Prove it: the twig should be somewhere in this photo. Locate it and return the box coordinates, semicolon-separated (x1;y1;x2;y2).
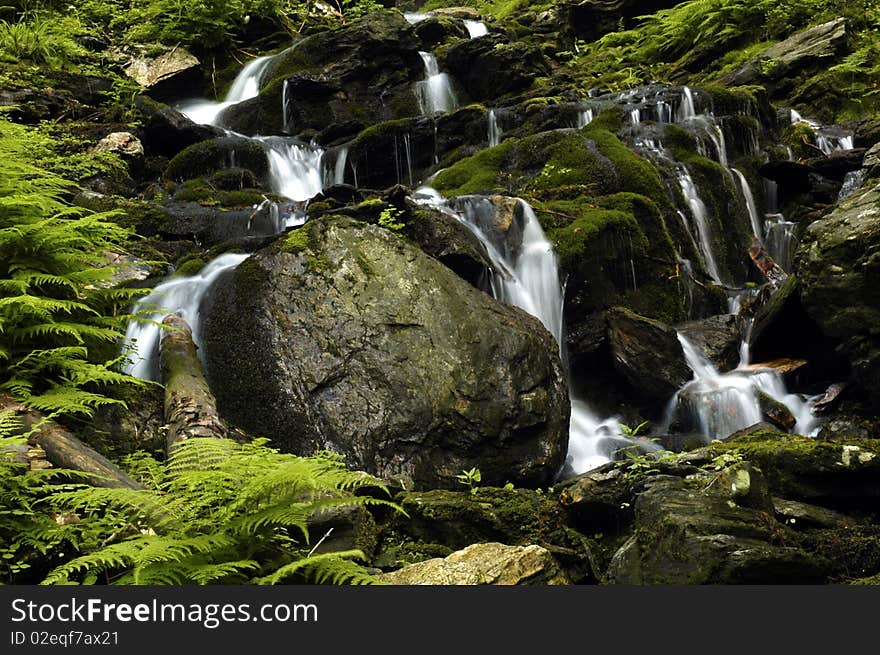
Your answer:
307;527;334;558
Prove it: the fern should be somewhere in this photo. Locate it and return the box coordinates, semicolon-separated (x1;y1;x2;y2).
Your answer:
37;438;399;585
0;118;150;418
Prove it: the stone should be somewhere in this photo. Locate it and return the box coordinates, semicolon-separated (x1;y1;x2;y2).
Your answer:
122;45;202;101
378;542;571;585
202;216;570;489
864;142;880;179
772;497;855;529
797;179;880;408
134;96;224;158
444;35;549;102
675;314;741;372
94;132;144;159
607;307;691;405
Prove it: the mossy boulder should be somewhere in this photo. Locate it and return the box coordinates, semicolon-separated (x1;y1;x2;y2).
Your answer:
202;216;570;489
164;136;269;182
444;34;549;102
218;11;424;140
797;180;880;409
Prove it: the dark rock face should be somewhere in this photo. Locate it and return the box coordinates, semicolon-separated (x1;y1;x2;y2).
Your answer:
134;96;224;158
220;11;424;140
676;314;741;372
797;180;880;408
202;217;570;489
565;0;682;43
163;136;269;182
444;35;548;102
607;307;691;405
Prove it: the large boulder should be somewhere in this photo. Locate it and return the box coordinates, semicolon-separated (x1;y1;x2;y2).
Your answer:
134;96;224;158
443;35;549;102
796;179;880;408
202;216;570;489
219;11;424;140
120;44;203;102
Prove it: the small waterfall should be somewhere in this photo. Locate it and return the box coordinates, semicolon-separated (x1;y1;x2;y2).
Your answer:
464;20;488;38
677;168;723;283
791;110;854;154
122;254;250;381
629;107;641;126
666;334;818;441
414;189;628;473
415;52;457;115
732;168;763;241
488;110;502;147
576;107;594;128
764;214;796;272
256;137;325;202
282;79;291;134
178;55;273;127
676;86;696;122
403;13;430;24
838;169;866;201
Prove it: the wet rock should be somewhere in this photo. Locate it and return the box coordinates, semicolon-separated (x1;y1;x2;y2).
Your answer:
444;35;549;102
220;12;423;140
134;96;224;158
606;474;827;584
607;307;691;406
772;497;855;529
163;136;269;182
864;142;880;179
378;542;571;585
756;391;797;431
675;314;741;372
797;180;880;408
412;15;469;47
202;216;569;489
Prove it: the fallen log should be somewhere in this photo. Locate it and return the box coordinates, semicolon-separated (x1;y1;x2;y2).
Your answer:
748;236;788;287
0;394;144;489
159;312;226;454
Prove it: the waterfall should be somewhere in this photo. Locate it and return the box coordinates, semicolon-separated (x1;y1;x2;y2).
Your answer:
403;12;430;24
414;189;628;473
415;52;457;115
464;20;488;38
576;107;594;128
666;334;818;442
177;55;273;127
122;254;250;381
677;168;723;284
677;86;696;122
791;109;854;154
488;110;502;147
764;214;796;272
732;168;763;241
256;137;325;203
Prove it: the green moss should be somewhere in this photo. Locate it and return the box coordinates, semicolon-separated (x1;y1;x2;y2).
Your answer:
220;189;266;208
548;206;640;268
281;227;310;254
173;257;207;277
173;179;218;204
432;139;516;196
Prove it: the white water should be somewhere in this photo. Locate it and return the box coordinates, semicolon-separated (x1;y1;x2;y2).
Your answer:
791;109;854;154
677;86;696;122
403;12;430;24
732;168;763;241
576;107;594;128
488;109;502;147
764;213;796;272
178;55;273;127
256;137;325;202
415;52;457;115
122;254;250;381
464;20;488;38
838;169;866;201
669;334;818;441
677;168;723;283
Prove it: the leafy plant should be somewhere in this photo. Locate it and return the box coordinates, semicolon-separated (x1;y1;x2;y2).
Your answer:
30;437;399;585
455;466;481;494
378;206;405;232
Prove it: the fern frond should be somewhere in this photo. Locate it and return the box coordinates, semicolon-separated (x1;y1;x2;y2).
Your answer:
255;551;379;586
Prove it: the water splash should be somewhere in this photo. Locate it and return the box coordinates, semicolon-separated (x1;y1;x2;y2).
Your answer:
732;168;763;241
838;169;866;202
464;20;488;38
256;137;325;202
415;52;457;115
677;168;723;283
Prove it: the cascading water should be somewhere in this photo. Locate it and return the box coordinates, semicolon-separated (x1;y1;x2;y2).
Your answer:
256;137;325;203
731;168;763;241
415;52;457;115
764;214;796;272
576;107;594;128
488;110;502;147
666;334;818;441
122;254;250;381
677;86;696;122
677;168;723;283
177;55;273;126
413;189;628;473
464;20;488;38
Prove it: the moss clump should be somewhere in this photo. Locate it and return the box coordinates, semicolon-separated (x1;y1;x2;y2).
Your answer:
220;189;266;208
281;227;310;254
210;168;259;191
173;257;207;277
173;178;217;204
164;137;269;182
431;139;516;196
546;204;640;267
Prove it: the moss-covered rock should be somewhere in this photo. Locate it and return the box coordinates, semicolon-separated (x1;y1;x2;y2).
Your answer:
164;136;269;182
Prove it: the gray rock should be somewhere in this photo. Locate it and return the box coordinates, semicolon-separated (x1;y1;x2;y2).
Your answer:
675;314;741;372
607;307;691;405
797;179;880;408
94;132;144;159
202;216;570;489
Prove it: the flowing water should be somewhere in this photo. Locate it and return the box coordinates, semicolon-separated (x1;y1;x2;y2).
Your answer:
732;168;763;241
464;20;488;38
177;55;273;126
488;110;502;147
122;254;250;381
415;52;457;115
677;168;723;283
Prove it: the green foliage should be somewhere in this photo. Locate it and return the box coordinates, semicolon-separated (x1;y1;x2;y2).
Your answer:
281;226;310;253
0;119;148;417
455;466;481;494
30;438;397;585
0;14;87;67
377;207;405;232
